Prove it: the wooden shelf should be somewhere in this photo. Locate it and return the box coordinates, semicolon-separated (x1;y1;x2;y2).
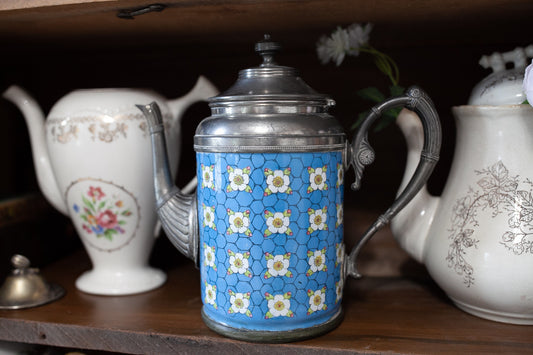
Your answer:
0;210;532;354
0;0;532;48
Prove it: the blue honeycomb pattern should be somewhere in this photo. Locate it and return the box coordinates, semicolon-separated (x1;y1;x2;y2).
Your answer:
197;151;345;331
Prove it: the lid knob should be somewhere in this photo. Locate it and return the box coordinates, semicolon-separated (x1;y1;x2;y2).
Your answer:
255;34;282;67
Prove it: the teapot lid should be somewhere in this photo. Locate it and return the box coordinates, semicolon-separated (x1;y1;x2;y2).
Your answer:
195;35;345;153
468;45;533;105
209;35;333;106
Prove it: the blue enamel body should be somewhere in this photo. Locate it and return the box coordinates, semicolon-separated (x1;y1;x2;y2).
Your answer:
196;150;345;333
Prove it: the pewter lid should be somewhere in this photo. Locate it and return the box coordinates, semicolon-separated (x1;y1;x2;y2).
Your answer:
209;35;333;106
0;254;65;309
196;36;345;153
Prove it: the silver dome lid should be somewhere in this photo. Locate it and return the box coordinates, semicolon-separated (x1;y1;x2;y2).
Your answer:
195;35;345;153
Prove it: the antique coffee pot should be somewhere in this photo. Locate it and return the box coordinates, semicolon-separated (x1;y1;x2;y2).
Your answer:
138;36;441;342
392;45;533;324
3;77;218;295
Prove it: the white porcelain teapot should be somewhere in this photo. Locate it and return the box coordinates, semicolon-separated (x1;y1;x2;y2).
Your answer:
2;77;218;295
391;45;533;324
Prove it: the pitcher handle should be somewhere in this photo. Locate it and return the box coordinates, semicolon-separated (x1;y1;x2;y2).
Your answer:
346;86;441;279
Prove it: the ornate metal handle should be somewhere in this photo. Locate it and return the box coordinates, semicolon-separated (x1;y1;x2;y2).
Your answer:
346;86;442;279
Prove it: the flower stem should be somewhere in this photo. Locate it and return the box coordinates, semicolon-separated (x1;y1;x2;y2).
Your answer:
359;46;399;86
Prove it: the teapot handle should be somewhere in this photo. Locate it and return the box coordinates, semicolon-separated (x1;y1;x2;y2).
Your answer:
346;86;441;279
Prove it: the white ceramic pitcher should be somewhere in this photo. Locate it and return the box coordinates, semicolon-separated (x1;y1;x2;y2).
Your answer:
392;46;533;324
3;77;218;295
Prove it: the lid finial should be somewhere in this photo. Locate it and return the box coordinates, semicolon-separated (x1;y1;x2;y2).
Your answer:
255;34;282;67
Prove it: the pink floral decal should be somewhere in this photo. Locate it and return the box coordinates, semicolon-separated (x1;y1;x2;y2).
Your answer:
73;185;132;241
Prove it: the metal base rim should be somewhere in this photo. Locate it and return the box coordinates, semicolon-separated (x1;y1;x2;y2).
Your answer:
201;307;344;343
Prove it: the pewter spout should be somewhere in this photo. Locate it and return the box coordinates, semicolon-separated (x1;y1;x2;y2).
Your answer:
137;102;199;264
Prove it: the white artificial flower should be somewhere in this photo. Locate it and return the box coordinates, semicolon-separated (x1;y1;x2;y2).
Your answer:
346;23;372;56
316;28;351;66
524;59;533;105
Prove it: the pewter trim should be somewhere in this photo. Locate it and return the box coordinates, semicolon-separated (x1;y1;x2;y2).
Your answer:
194;143;346;153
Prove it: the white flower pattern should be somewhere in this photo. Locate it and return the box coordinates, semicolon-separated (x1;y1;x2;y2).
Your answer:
307;207;328;234
227;166;252;193
264;168;292;195
307;287;327;314
228;290;252;317
201;164;214;189
307;248;328;276
264;252;292;278
227;250;251;277
204;282;217;309
265;292;293;318
264;210;292;236
307;166;328;192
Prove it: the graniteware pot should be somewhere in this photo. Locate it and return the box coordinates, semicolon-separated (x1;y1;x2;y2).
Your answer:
138;36;441;342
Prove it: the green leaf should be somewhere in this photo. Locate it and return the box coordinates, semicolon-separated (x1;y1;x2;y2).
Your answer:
356;87;385;103
350;110;369;130
389;85;405;97
104;229;116;241
82;196;95;212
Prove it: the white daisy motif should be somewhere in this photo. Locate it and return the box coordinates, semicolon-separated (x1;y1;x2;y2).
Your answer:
203;243;216;271
336;278;344;304
336;162;344;188
227;250;251;277
264;252;292;278
226;209;252;236
307;248;328;276
204;282;217;309
307;287;327;315
264;209;292;237
264;168;292;195
227;166;252;193
336;203;343;228
335;243;345;268
307;207;328;234
201;164;214;189
265;292;293;318
202;204;216;230
228;290;252;317
307;165;328;193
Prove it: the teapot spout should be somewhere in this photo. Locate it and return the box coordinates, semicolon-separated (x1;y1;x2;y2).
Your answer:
137;102;199;264
2;86;68;215
391;108;440;263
